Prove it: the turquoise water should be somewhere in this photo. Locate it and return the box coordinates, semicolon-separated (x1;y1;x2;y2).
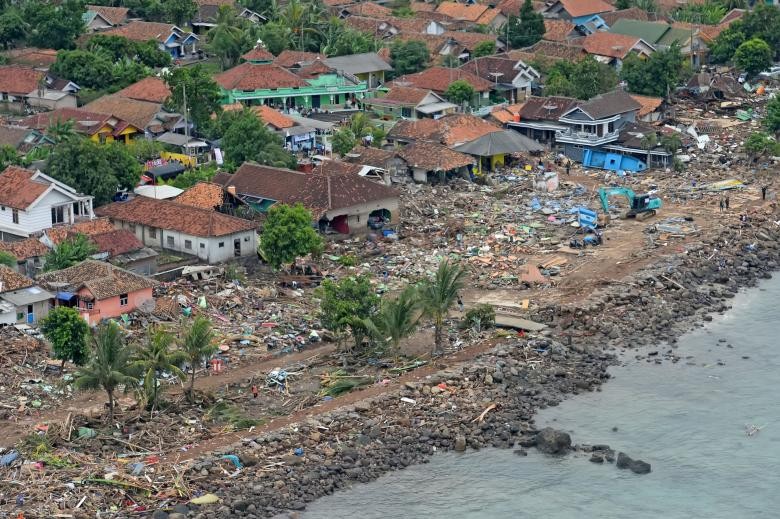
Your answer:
303;276;780;518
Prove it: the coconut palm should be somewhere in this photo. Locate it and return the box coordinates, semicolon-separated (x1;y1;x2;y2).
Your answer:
180;316;217;401
73;322;137;422
280;0;322;51
417;260;467;355
207;5;253;70
372;286;420;355
130;327;187;412
46;118;77;143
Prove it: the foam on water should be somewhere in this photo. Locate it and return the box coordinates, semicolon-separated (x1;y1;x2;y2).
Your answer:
303;276;780;519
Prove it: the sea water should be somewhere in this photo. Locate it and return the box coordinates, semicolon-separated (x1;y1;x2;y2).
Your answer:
303;276;780;519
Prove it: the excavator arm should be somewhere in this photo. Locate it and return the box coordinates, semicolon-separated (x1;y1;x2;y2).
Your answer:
598;187;636;212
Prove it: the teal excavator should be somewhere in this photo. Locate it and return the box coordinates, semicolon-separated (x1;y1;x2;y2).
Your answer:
598;187;662;221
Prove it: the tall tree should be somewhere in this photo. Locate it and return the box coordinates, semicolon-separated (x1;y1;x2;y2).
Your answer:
43;234;98;272
445;79;475;106
51;50;115;90
257;21;292;56
0;8;28;49
23;0;85;50
318;275;379;350
472;40;496;58
73;322;137;422
390;40;429;76
371;286;419;355
206;5;256;70
130;327;187;412
504;0;545;49
219;109;297;169
331;127;357;157
417;259;467;355
180;316;217;401
733;38;773;76
164;65;223;130
764;95;780;136
46;139;142;206
620;43;687;97
162;0;197;26
259;203;323;269
41;306;90;369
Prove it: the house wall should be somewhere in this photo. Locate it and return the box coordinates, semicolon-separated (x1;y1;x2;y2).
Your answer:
324;197;400;234
26;93;78;111
14;299;50;324
0;189;79;237
113;220;257;263
76;286;154;325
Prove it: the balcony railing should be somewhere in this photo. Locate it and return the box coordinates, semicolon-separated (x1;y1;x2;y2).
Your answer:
555;128;619;145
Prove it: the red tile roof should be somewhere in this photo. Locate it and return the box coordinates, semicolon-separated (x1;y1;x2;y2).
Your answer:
214;62;308;90
504;40;586;62
554;0;614;18
19;108;113;136
388;113;502;146
45;218;116;245
95;197;258;237
0;65;44;95
38;259;156;300
599;7;649;26
344;145;397;168
544;19;576;42
294;59;335;79
442;30;498;51
0;166;50;210
83;94;158;131
86;4;129;25
392;66;493;94
382;86;434;105
435;1;489;21
101;21;181;43
251;105;295;129
347;1;392;18
221;162;399;218
0;48;58;69
0;238;49;261
0;265;34;292
175;181;225;210
396;141;474;171
629;94;663;117
582;31;642;59
461;56;521;83
273;50;325;68
115;77;171;103
242;46;275;62
89;229;143;257
410;2;436;12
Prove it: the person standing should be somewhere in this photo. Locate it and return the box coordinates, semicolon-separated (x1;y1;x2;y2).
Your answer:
762;185;768;201
719;197;725;212
725;196;730;210
457;296;464;313
565;160;571;176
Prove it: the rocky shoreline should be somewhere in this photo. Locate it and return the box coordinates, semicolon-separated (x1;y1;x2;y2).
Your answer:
167;215;779;519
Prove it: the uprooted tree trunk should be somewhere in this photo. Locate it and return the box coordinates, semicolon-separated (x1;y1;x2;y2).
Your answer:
106;388;115;423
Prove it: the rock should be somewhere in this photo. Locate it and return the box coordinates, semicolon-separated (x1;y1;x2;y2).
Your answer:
535;428;571;455
172;504;190;515
168;514;187;519
589;453;604;463
616;452;633;469
630;459;651;474
290;501;306;511
454;436;467;452
151;511;168;519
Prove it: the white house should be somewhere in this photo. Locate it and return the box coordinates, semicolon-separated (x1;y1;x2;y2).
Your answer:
0;166;94;240
95;196;258;264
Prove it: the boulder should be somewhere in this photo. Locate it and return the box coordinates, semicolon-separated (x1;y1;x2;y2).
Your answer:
454;436;467;452
535;428;571;455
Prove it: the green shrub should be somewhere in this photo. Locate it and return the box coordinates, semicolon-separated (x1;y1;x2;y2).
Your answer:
461;304;496;330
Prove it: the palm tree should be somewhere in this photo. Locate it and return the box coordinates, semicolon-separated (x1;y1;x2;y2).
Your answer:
73;322;137;422
130;327;187;412
207;5;254;70
46;118;77;143
349;112;372;139
280;0;322;51
372;286;420;355
180;316;217;401
417;260;467;355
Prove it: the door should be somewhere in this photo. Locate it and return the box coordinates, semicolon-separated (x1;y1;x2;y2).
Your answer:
312;95;321;108
27;304;34;324
234;238;241;257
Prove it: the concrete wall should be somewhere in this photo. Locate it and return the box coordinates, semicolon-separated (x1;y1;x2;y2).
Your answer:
77;286;154;325
14;299;50;324
114;220;257;264
325;197;400;234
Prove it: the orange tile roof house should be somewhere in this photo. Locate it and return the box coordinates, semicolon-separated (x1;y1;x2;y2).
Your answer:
20;107;141;143
84;5;129;31
218;162;400;235
363;86;458;120
89;229;159;276
387;113;503;147
543;0;615;23
84;94;183;135
544;19;578;42
391;67;494;105
116;77;171;104
435;1;506;28
0;166;94;240
175;182;225;210
95;196;258;264
39;260;156;326
0;48;58;69
0;65;79;113
581;32;654;66
461;56;540;102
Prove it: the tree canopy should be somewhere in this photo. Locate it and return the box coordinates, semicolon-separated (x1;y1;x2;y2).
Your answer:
764;95;780;136
445;80;476;106
620;43;688;97
543;56;617;100
164;65;223;130
503;0;544;49
218;109;297;170
41;306;90;368
46;139;141;206
259;203;323;269
710;5;780;63
44;234;98;272
733;38;773;76
390;40;429;76
472;40;496;58
21;0;85;50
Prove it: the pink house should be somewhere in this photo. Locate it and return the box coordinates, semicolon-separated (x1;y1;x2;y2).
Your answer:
38;260;156;325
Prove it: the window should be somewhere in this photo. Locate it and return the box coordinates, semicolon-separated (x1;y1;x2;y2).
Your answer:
128;223;136;232
86;302;93;310
167;236;174;247
218;242;224;248
149;228;157;239
185;239;192;250
119;294;128;306
51;206;65;225
12;209;19;224
16;312;24;321
244;237;250;242
401;107;412;118
199;243;205;249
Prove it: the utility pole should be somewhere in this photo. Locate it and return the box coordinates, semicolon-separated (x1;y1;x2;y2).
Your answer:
183;82;190;159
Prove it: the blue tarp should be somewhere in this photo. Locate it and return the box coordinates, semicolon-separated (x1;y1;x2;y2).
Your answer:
56;291;76;300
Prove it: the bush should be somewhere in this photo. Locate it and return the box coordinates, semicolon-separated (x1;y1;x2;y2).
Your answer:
461;304;496;330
